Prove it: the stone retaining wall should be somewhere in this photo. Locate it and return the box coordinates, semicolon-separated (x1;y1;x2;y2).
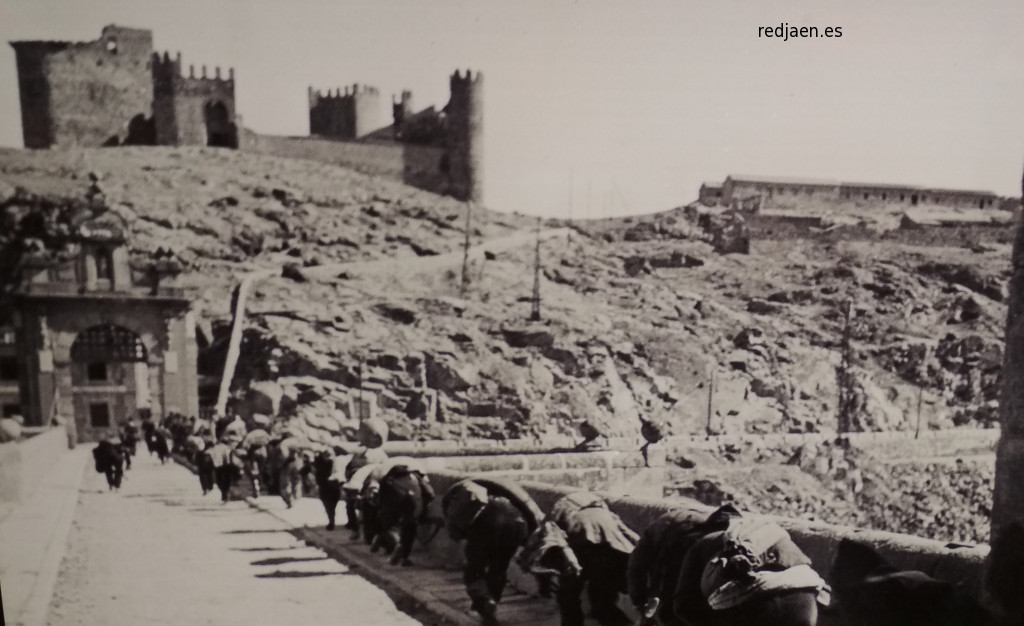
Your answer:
0;426;73;508
422;468;990;599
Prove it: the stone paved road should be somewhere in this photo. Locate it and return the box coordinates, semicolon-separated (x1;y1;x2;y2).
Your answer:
45;452;421;626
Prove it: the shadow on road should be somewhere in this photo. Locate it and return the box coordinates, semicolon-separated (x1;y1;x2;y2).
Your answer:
251;556;330;567
254;570;354;579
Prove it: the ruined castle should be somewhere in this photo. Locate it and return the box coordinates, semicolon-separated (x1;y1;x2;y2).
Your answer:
9;25;483;203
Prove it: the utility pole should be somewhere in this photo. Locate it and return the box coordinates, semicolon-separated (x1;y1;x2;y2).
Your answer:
358;358;364;422
915;384;924;439
705;368;715;437
567;169;573;246
837;299;853;433
530;216;542;322
461;202;473;296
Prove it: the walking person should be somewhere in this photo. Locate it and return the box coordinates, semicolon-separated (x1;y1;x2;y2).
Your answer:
443;479;532;626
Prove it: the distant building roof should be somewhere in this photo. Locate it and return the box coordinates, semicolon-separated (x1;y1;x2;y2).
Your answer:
727;175;839;187
716;175;997;198
701;182;723;188
841;181;997;197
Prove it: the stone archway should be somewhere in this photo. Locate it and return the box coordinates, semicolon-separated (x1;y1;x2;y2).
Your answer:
70;323;150;438
204;101;236;148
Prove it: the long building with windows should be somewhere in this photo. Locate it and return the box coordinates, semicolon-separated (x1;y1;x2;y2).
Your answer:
699;175;999;211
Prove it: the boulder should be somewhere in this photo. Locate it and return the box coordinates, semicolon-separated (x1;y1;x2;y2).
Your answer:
246;381;283;416
426;354;479;392
502;328;555;349
747;299;781;315
374;303;417;325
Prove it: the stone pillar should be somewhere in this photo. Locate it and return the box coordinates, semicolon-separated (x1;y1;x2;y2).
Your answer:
83;251;98;291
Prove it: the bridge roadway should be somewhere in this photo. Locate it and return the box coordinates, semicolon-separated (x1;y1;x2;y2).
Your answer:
32;451;422;626
248;495;561;626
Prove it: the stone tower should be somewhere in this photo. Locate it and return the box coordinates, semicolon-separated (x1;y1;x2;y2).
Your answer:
308;84;384;140
10;25;155;148
152;53;237;148
445;69;484;203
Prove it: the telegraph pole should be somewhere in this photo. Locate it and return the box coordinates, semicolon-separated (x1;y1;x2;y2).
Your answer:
706;368;715;437
530;216;542;321
461;202;472;296
914;384;924;439
567;169;573;246
837;299;853;433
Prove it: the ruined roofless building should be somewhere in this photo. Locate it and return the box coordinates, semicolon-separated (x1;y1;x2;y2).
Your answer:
307;69;484;203
9;25;238;149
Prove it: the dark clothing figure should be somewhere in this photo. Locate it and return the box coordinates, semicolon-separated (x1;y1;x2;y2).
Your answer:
313;451;341;530
376;465;434;565
93;441;125;491
519;492;637;626
628;506;739;626
444;480;530;625
206;442;235;503
142;420;157;455
214;465;234;503
462;497;529;623
151;431;169;464
197;447;216;495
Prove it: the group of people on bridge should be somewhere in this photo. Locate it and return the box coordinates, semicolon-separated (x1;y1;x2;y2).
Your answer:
115;410;1024;626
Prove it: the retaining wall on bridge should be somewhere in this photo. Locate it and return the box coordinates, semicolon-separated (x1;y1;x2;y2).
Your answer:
0;426;73;513
385;427;999;463
420;467;991;602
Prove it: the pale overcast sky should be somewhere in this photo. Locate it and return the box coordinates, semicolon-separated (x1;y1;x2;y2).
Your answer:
1;0;1023;217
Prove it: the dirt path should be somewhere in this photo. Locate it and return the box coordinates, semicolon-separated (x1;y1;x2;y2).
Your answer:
45;452;421;626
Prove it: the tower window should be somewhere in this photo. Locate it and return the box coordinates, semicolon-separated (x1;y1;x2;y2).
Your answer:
0;356;18;381
87;362;108;382
89;403;110;427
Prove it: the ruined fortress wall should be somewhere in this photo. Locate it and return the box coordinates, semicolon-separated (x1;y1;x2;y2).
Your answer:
153;55;235;147
242;132;448;195
169;75;235;147
11;26;154;148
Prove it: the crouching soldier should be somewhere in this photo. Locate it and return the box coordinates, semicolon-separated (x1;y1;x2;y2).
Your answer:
376;462;435;566
443;479;537;626
342;418;389;537
93;435;126;491
313;449;343;530
205;439;236;503
518;491;638;626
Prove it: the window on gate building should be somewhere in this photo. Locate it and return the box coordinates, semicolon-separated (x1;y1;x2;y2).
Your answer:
0;356;18;382
87;362;108;382
89;403;110;427
96;248;114;281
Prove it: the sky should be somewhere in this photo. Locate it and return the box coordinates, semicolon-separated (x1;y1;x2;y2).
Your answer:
2;0;1024;218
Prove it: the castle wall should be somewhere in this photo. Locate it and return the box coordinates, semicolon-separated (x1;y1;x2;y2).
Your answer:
241;132;448;195
10;26;154;148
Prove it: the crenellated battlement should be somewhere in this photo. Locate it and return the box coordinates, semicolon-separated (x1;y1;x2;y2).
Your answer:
153;51;234;96
8;24;480;201
450;68;484;87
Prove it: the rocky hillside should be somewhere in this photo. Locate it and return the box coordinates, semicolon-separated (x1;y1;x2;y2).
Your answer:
0;147;1011;448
